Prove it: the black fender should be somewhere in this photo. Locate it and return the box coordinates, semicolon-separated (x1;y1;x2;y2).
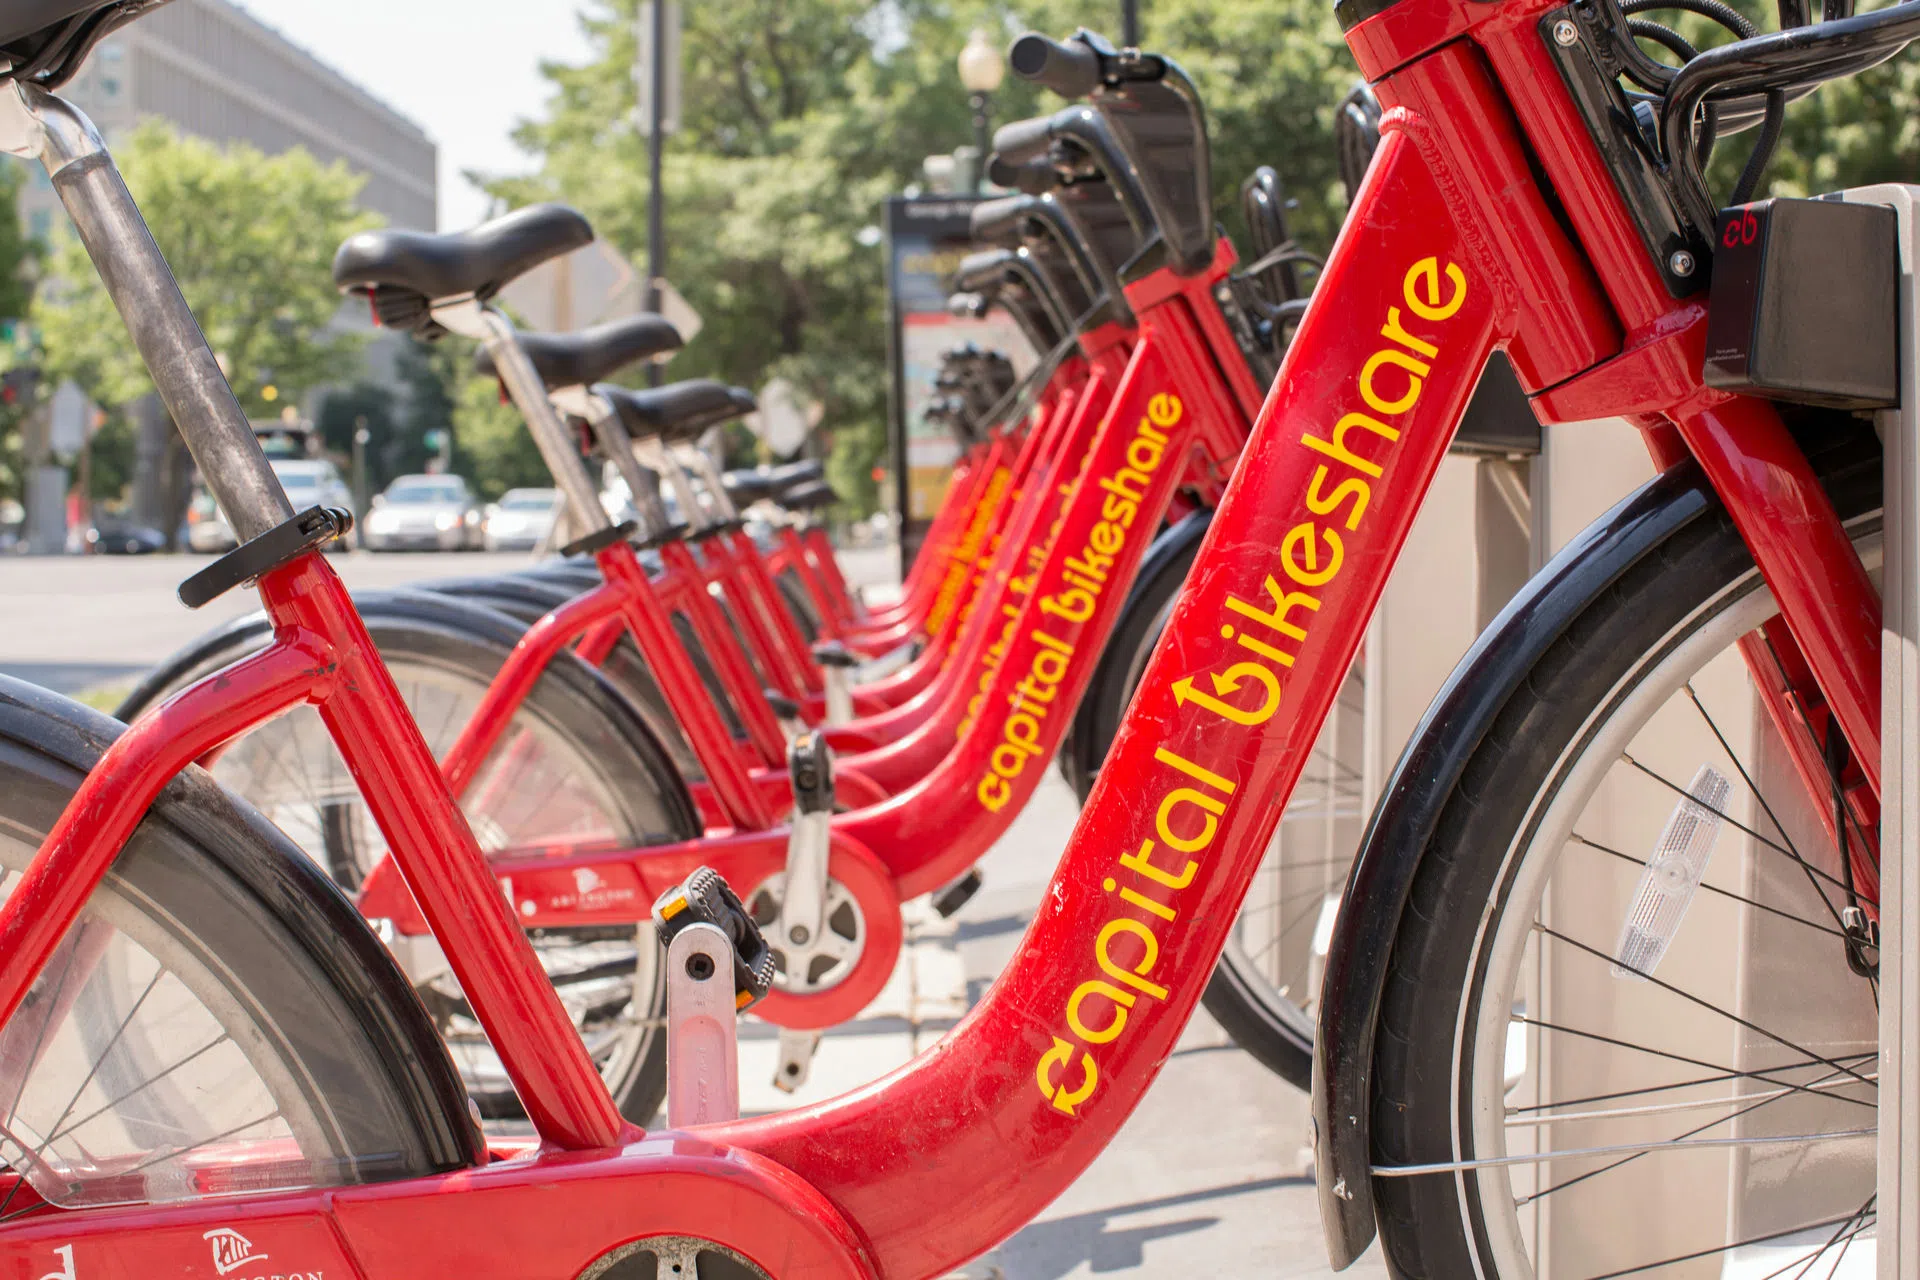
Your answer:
119;587;566;719
1311;461;1714;1267
115;587;701;834
1058;507;1213;798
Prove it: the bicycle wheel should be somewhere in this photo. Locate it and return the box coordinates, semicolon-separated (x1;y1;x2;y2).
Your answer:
119;593;699;1126
1067;510;1364;1087
0;677;474;1220
1372;433;1880;1278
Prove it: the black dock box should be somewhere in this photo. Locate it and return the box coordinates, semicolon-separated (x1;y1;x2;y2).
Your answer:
1703;196;1900;410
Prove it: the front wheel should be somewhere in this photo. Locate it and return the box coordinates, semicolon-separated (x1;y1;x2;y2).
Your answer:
1371;434;1881;1278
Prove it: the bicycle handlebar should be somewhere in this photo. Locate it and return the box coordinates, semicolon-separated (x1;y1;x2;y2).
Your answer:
970;195;1032;249
992;115;1055;165
1008;33;1105;98
988;154;1058;195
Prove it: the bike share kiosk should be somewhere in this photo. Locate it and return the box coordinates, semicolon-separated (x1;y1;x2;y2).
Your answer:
1699;183;1914;1277
1845;184;1920;1280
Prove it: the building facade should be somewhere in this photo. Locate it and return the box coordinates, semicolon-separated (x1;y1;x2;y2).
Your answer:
16;0;436;237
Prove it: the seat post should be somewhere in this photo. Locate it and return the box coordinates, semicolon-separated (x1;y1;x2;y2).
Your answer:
636;435;712;533
676;444;744;524
559;389;675;541
1;84;293;542
446;304;612;538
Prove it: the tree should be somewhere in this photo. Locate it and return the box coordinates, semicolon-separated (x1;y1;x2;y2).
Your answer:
0;161;43;504
34;121;378;536
481;0;1362;521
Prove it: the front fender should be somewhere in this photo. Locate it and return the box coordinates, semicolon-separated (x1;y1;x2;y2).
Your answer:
1311;460;1714;1268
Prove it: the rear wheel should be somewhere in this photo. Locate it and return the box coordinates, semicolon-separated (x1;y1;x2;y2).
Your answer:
120;599;699;1126
1372;441;1881;1279
0;679;472;1221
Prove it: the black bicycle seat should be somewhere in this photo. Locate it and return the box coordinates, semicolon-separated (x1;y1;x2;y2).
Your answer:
473;314;683;389
722;459;824;503
600;380;752;445
333;203;592;309
779;480;840;513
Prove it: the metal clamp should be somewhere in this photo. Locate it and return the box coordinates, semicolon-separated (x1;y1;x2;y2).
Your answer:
178;505;351;609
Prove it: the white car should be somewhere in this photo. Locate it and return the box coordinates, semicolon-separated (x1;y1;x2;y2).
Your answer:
362;474;484;552
187;459;356;553
483;488;560;552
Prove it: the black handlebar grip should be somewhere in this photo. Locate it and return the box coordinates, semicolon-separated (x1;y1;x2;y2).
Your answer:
987;153;1059;195
953;249;1014;293
1008;33;1104;98
970;195;1033;248
991;114;1055;166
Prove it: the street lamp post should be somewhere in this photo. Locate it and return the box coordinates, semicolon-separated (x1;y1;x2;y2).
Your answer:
352;416;370;517
957;29;1004;193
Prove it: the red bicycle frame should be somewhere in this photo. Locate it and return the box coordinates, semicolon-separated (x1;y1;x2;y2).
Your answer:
0;2;1885;1272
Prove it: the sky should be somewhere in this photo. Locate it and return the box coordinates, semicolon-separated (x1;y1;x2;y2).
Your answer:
232;0;600;231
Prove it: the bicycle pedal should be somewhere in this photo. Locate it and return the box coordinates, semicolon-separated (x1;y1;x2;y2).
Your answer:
653;867;777;1010
931;867;983;919
772;1027;823;1093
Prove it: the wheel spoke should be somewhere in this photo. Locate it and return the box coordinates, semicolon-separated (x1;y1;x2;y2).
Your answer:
1569;831;1847;940
1537;924;1875;1091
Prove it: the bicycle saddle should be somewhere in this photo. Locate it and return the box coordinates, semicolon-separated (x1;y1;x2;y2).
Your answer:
778;480;840;513
721;459;824;504
474;314;683;389
599;380;753;445
332;203;593;328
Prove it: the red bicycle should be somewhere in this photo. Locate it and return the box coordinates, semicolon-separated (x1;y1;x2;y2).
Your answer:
0;0;1904;1271
112;66;1335;1114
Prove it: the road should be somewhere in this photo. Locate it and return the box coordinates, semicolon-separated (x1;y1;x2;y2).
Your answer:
0;547;1386;1279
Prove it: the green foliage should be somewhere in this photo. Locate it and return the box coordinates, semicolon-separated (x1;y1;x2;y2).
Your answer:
486;0;1362;520
0;163;41;502
34;121;379;416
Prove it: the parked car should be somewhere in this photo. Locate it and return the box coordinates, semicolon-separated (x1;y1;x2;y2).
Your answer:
87;513;167;555
362;473;484;552
187;459;356;553
483;487;559;552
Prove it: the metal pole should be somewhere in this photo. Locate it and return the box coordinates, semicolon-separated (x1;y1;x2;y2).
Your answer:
969;92;990;193
352;417;369;517
1121;0;1140;46
645;0;666;389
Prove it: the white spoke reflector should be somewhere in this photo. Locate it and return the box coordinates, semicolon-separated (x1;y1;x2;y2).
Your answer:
1613;764;1730;980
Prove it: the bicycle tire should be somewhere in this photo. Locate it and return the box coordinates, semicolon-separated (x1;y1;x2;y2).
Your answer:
1370;424;1881;1278
0;675;477;1214
119;591;699;1126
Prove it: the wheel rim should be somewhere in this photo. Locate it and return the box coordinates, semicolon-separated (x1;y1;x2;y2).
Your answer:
0;836;344;1215
1450;541;1880;1278
205;657;662;1118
